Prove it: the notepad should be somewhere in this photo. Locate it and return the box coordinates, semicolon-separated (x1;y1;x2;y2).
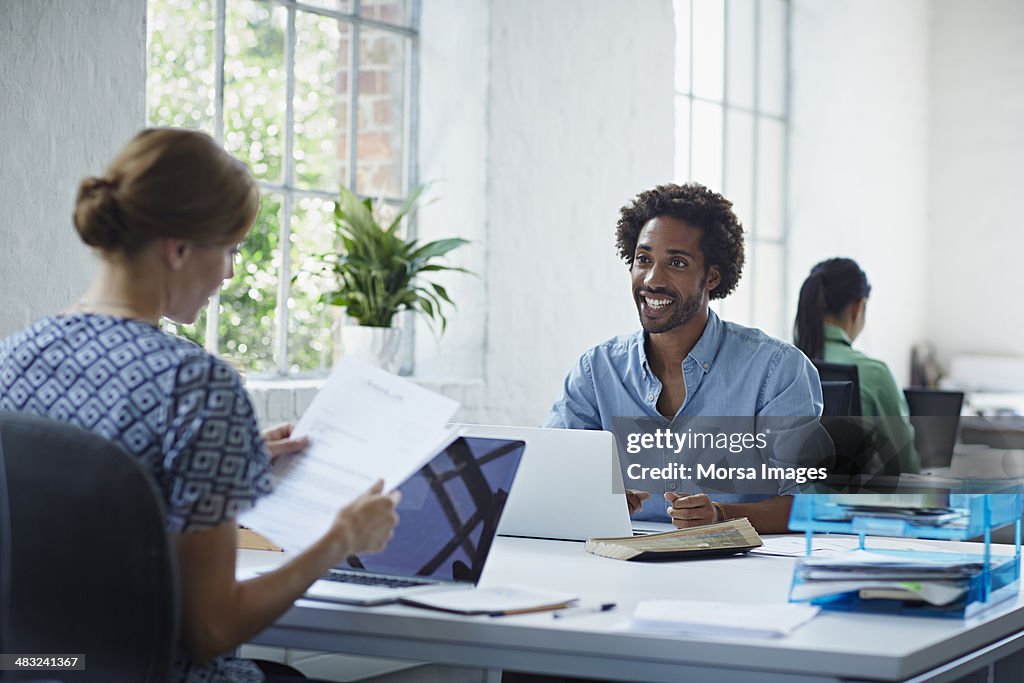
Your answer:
629;600;820;638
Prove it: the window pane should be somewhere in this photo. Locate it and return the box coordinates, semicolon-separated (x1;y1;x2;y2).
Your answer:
219;193;281;373
288;196;336;373
755;117;785;240
300;0;354;13
224;0;286;183
752;241;785;339
356;29;408;198
294;12;351;191
147;0;216;130
673;0;691;94
360;0;411;27
165;310;208;349
758;0;787;116
691;100;723;192
691;0;724;102
674;95;691;182
726;0;756;109
724;109;754;230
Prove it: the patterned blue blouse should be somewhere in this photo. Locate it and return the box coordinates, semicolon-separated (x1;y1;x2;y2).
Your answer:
0;314;275;683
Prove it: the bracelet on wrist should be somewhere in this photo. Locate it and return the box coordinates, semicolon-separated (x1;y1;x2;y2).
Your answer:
711;501;727;523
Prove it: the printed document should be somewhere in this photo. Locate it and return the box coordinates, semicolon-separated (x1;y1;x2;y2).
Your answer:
239;357;460;552
629;600;820;638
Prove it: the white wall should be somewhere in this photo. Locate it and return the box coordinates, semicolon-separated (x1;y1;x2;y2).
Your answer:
788;0;931;385
0;0;146;336
415;0;676;425
414;0;489;381
927;0;1024;362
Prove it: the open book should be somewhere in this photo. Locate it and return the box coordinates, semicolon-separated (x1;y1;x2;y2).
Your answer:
585;518;763;561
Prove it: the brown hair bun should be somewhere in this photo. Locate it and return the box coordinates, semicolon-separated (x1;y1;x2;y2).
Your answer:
73;177;137;250
72;129;260;254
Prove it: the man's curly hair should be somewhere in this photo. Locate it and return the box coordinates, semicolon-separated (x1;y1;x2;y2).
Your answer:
615;183;745;300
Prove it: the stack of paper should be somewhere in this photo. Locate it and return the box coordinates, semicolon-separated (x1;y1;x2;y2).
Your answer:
629;600;820;638
791;549;985;607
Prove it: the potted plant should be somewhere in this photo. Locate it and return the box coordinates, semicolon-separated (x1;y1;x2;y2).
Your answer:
321;184;470;372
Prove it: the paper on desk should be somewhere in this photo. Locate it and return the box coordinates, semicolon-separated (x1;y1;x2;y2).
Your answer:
790;579;966;606
239;357;460;552
750;536;964;558
749;535;859;557
399;586;579;615
799;549;984;568
629;600;820;638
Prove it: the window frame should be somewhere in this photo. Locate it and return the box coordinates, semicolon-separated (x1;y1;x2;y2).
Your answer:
150;0;421;377
673;0;791;338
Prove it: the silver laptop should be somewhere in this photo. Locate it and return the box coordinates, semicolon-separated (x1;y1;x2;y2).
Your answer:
456;425;639;541
302;436;525;605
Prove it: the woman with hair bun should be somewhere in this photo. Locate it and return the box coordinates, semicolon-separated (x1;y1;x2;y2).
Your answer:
794;257;919;473
0;128;400;682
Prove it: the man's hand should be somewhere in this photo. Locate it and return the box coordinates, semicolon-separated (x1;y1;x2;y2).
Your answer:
626;489;651;515
261;423;310;462
664;492;716;528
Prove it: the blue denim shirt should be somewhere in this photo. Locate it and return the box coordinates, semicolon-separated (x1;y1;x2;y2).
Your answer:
544;310;823;520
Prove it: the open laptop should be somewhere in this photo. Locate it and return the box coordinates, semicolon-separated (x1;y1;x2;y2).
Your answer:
302;435;525;605
904;388;965;469
457;425;640;541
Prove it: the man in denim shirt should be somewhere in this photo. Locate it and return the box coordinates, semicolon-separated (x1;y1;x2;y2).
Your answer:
545;183;822;533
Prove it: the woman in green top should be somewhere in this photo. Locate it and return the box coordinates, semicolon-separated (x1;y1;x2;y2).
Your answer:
794;258;920;473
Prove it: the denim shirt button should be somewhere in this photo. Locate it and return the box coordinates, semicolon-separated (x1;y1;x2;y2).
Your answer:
703;362;709;370
647;394;654;402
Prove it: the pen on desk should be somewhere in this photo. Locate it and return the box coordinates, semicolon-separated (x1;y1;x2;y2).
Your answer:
552;602;617;619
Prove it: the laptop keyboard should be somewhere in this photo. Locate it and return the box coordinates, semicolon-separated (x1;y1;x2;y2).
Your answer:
322;570;433;589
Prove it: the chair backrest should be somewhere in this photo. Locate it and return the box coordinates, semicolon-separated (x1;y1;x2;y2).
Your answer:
821;381;854;417
813;361;862;416
0;412;179;683
903;388;966;469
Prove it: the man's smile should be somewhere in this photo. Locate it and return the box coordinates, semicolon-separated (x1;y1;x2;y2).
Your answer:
638;291;675;317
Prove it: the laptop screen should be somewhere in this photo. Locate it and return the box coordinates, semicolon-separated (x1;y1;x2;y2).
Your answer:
340;436;524;583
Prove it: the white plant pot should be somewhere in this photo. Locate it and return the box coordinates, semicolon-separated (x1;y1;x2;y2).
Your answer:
335;324;402;374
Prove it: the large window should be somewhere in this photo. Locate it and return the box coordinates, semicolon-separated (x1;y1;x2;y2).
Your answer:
674;0;789;338
147;0;418;375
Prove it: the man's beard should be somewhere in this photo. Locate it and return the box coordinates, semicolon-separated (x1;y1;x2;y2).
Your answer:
637;284;704;334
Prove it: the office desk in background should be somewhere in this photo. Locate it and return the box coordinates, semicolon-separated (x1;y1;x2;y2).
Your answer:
242;536;1024;683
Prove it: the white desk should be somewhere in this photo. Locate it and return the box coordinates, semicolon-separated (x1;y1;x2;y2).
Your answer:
241;537;1024;682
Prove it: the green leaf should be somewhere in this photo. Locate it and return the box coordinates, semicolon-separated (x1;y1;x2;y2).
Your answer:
431;283;453;304
318;184;473;336
409;238;470;263
386;183;428;234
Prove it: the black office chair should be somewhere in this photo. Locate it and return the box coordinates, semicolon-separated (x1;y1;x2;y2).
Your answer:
817;380;894;486
821;381;854;417
813;361;862;416
0;412;179;682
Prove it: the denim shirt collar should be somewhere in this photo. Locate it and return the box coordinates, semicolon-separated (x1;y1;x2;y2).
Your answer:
637;308;723;377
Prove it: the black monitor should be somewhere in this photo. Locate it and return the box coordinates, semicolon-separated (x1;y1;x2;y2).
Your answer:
813;361;862;416
904;388;965;469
